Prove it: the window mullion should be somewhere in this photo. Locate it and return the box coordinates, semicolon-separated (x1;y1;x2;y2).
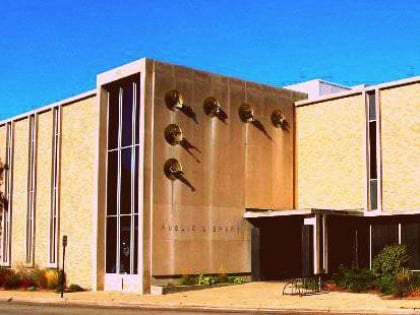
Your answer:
130;82;136;274
116;87;123;274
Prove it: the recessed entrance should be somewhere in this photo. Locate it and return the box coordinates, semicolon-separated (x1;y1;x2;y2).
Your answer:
251;216;302;280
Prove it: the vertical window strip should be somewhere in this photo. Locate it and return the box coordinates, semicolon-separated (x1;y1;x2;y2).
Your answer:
26;115;37;264
367;92;379;210
105;77;140;275
2;122;13;265
49;107;60;264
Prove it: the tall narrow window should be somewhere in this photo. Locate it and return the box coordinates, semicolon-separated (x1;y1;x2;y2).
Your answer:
49;107;61;265
2;122;13;265
367;92;379;210
26;115;37;264
105;75;140;274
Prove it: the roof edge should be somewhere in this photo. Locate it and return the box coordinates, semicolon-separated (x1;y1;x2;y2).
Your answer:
0;89;96;125
296;75;420;107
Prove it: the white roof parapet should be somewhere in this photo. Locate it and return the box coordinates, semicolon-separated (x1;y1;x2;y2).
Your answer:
296;75;420;107
0;89;97;125
284;79;351;100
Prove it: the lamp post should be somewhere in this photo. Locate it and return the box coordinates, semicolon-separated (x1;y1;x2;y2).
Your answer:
61;235;67;298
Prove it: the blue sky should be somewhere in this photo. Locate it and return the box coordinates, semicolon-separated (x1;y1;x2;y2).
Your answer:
1;0;420;119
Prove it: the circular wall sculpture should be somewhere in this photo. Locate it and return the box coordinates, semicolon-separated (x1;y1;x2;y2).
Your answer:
164;158;183;180
165;90;184;111
238;103;255;123
271;110;287;128
203;96;221;117
164;124;183;145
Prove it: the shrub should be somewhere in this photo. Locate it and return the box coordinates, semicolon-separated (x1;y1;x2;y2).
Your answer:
68;284;84;292
227;276;246;284
43;268;60;290
393;268;413;297
28;267;46;288
372;244;409;277
197;274;217;286
375;274;394;295
0;267;15;287
3;271;21;290
20;277;38;289
179;274;197;286
335;265;373;292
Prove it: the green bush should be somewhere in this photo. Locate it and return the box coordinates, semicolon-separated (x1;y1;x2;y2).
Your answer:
68;284;85;292
197;274;217;286
393;268;412;297
43;268;61;290
336;265;373;292
0;267;15;287
227;276;246;284
3;271;21;290
372;244;409;277
28;267;45;288
179;274;197;286
375;274;394;295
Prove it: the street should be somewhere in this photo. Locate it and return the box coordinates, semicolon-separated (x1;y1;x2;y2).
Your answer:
0;303;359;315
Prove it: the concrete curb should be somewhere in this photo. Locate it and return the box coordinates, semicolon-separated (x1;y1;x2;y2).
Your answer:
1;296;420;315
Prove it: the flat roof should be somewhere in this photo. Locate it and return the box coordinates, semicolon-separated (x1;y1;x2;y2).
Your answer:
296;75;420;107
244;208;420;219
0;89;96;125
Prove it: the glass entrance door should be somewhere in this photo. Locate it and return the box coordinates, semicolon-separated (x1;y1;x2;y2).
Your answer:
104;75;141;292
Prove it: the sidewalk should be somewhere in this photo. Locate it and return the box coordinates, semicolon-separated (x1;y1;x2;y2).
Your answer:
0;282;419;314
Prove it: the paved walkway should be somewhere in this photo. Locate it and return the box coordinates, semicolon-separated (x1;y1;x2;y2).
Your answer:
0;282;419;314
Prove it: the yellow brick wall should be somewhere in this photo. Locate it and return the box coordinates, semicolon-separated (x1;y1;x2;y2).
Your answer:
60;96;98;289
11;118;29;266
34;110;53;266
380;84;420;212
0;125;6;260
297;95;366;210
0;125;5;186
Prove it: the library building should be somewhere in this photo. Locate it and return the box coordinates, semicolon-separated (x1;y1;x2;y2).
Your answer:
0;57;419;293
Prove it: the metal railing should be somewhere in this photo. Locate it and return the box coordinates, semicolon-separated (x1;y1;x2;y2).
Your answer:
282;274;322;296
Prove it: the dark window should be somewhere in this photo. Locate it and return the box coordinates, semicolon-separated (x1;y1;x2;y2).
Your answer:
402;223;420;270
369;180;378;210
135;83;140;145
106;217;117;273
371;223;398;259
133;215;138;273
134;147;139;214
107;87;120;150
368;93;376;121
106;151;118;215
119;216;131;274
50;107;60;264
105;74;140;275
369;122;377;179
121;83;134;147
120;148;132;214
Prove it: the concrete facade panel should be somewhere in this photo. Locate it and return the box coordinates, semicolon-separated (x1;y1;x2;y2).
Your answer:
151;61;298;276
